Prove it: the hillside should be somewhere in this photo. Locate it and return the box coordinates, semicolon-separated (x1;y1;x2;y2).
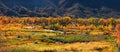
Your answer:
0;0;120;18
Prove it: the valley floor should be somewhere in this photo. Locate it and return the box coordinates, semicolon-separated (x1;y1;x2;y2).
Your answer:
0;16;119;52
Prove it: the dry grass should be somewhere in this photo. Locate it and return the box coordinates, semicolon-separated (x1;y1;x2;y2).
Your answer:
3;41;112;52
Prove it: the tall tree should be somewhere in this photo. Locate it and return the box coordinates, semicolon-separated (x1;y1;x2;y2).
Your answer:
115;24;120;51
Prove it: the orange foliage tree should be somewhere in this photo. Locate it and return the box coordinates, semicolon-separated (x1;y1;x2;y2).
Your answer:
115;24;120;50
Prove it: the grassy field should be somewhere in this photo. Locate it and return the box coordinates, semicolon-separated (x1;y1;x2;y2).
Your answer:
0;30;118;52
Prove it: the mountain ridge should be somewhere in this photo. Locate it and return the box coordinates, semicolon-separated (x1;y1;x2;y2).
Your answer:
0;0;120;18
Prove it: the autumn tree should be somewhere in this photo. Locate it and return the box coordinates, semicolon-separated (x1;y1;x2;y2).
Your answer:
108;18;116;25
98;18;108;26
77;18;84;25
50;23;61;30
0;20;3;25
115;24;120;51
88;17;99;26
59;16;72;26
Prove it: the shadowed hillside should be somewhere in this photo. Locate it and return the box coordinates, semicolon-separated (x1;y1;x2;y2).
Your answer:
0;0;120;17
